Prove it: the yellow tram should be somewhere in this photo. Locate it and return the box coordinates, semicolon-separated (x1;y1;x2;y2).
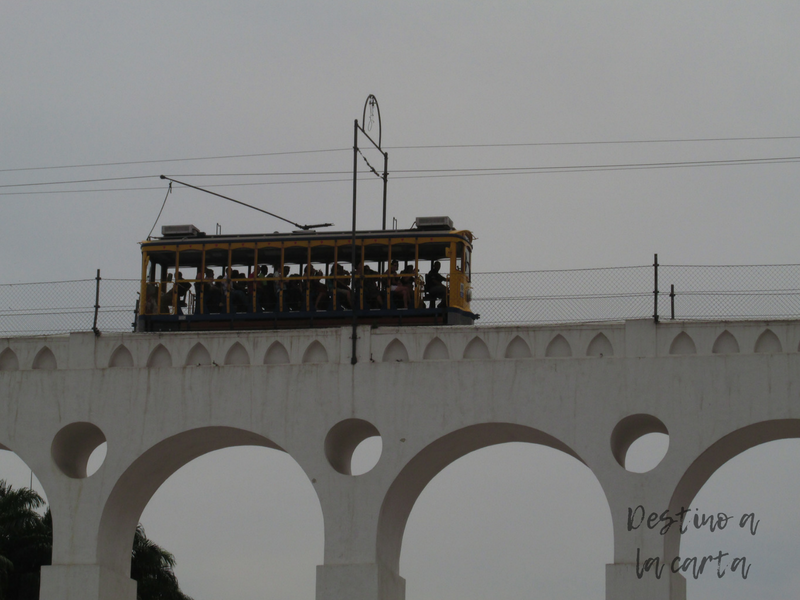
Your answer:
136;217;476;331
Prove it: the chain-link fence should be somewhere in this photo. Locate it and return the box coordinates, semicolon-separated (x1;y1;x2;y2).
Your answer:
0;277;139;337
2;264;799;336
471;266;654;325
473;263;800;325
659;264;800;322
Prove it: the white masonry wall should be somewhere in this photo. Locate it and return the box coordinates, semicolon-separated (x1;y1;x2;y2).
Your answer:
1;319;799;600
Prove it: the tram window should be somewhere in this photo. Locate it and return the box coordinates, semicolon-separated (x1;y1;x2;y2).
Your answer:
284;245;309;274
455;242;465;272
338;243;359;269
310;244;334;266
390;243;416;269
257;246;282;275
419;242;451;276
177;250;202;280
231;246;256;276
363;241;389;264
465;248;471;281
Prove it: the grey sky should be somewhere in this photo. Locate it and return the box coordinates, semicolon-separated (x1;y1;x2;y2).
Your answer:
2;2;800;599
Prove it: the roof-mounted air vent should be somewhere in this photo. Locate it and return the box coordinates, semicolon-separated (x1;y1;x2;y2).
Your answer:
415;216;454;230
161;224;203;238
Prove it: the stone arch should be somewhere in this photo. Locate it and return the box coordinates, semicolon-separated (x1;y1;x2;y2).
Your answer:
0;348;20;371
264;341;290;365
146;344;172;368
97;427;302;577
185;343;212;367
302;340;328;364
504;336;531;359
423;337;449;360
224;342;250;366
109;345;134;368
669;332;696;356
376;423;599;574
545;334;571;358
463;337;490;360
712;330;740;354
382;339;409;362
586;333;613;357
32;346;57;370
754;329;782;353
664;419;800;562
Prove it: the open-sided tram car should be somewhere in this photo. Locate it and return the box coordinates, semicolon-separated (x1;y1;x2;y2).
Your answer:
136;217;475;331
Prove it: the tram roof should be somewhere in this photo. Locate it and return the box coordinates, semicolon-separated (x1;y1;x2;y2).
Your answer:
141;226;473;248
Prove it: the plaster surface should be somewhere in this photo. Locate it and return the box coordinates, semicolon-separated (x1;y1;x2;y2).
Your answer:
1;319;799;600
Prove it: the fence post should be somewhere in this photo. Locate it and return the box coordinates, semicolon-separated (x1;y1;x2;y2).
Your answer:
653;254;659;323
670;284;675;320
92;269;101;336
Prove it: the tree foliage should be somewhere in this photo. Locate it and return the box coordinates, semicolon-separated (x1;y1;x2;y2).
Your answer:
0;481;191;600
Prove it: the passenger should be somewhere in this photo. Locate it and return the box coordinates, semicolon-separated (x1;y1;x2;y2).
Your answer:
311;268;328;310
389;260;410;308
206;271;224;313
331;264;352;309
425;261;447;308
282;266;302;311
400;266;415;308
254;264;274;312
175;271;191;315
362;265;383;309
193;269;205;314
229;269;249;312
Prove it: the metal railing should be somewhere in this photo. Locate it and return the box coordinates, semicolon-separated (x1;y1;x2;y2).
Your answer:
2;261;799;336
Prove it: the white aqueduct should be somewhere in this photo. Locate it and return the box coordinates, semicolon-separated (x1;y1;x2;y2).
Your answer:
1;319;799;600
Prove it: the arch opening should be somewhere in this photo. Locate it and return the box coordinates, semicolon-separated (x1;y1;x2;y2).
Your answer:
0;446;50;508
671;429;800;599
377;423;613;600
393;432;613;600
138;444;324;600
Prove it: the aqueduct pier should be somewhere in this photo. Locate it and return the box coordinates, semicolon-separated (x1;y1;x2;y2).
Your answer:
1;319;799;600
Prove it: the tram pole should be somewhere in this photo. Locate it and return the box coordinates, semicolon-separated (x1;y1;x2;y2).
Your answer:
351;95;389;364
351;119;359;365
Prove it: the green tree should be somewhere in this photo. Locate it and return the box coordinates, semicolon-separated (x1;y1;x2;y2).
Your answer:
131;524;192;600
0;481;50;600
0;481;191;600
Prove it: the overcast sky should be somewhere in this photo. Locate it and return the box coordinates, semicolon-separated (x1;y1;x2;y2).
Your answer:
2;2;800;599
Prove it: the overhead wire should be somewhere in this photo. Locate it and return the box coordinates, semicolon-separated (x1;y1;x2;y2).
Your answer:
0;148;350;173
2;154;799;196
1;134;799;174
384;135;800;150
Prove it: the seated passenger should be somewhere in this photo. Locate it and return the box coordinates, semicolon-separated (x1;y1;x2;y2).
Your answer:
311;268;328;310
193;269;205;314
229;269;249;312
389;261;411;308
332;264;352;310
282;266;303;311
254;264;276;312
361;265;383;309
